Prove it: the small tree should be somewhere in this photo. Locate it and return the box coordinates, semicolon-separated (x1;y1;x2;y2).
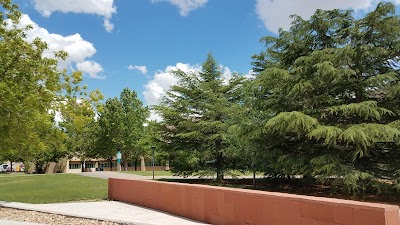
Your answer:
95;88;148;170
59;72;103;172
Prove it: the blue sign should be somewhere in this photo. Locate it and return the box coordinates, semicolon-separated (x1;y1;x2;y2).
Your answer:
117;151;121;163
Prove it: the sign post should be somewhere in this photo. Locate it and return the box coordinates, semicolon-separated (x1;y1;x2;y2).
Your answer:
117;151;122;172
151;146;155;179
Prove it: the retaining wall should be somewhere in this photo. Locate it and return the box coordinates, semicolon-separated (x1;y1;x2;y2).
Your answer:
108;178;400;225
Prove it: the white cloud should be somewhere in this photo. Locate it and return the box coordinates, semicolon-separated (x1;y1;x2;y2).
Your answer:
244;70;256;79
103;18;114;32
144;63;255;121
128;65;148;75
33;0;116;32
144;63;201;122
151;0;208;16
255;0;400;34
143;63;201;106
77;61;104;79
221;66;233;84
15;14;103;79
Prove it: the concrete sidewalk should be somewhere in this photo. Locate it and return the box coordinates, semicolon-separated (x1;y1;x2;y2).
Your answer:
78;171;260;180
0;220;45;225
78;171;196;180
0;201;208;225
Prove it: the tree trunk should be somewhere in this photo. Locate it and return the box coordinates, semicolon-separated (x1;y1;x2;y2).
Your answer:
216;152;224;182
253;169;256;187
81;160;85;172
134;158;138;171
124;158;128;171
109;159;113;171
35;162;44;174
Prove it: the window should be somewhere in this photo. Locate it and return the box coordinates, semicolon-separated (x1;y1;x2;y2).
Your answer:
112;162;117;168
100;163;109;168
86;163;95;168
145;161;162;166
69;163;81;170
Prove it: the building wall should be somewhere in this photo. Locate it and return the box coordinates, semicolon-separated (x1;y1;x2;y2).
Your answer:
26;157;169;174
109;178;400;225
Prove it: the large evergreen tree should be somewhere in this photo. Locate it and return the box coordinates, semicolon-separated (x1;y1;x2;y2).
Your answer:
250;3;400;195
156;54;244;181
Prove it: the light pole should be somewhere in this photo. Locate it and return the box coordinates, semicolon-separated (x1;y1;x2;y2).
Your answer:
151;146;155;179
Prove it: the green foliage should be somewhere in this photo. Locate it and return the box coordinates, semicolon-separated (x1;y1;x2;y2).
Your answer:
95;88;148;169
265;111;318;137
308;126;343;145
326;101;393;120
58;71;103;170
0;1;105;171
249;2;400;195
156;53;245;181
0;1;71;168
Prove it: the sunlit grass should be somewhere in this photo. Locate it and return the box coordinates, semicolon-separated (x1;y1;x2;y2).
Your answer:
0;173;108;204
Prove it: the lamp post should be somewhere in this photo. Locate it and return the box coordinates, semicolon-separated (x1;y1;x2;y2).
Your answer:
117;151;122;172
151;146;155;179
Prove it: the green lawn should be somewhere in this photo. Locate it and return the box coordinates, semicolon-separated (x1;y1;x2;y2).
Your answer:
0;173;108;204
121;170;172;176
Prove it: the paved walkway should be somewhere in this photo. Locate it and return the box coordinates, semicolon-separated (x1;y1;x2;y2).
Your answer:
78;171;259;180
1;172;256;225
78;171;200;180
0;201;208;225
0;220;45;225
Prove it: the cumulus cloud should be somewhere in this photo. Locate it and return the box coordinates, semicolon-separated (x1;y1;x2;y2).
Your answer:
143;63;254;121
143;63;201;121
151;0;208;16
143;63;253;107
33;0;116;32
143;63;201;106
128;65;148;75
15;14;103;79
221;66;233;84
244;70;256;79
77;61;105;79
255;0;400;34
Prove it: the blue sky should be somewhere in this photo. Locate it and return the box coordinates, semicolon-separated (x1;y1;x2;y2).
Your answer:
11;0;400;111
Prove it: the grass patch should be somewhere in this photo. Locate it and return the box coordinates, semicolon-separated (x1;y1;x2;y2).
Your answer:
0;173;108;204
121;170;172;176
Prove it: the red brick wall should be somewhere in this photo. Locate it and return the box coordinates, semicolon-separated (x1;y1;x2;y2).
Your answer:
108;178;400;225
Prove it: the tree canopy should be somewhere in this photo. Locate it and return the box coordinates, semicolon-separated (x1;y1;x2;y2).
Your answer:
250;2;400;194
95;88;148;170
156;53;245;180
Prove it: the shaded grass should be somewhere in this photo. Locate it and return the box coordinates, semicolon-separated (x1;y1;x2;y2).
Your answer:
0;173;108;204
121;170;172;176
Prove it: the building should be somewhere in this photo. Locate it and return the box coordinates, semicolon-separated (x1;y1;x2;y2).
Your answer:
28;157;169;174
